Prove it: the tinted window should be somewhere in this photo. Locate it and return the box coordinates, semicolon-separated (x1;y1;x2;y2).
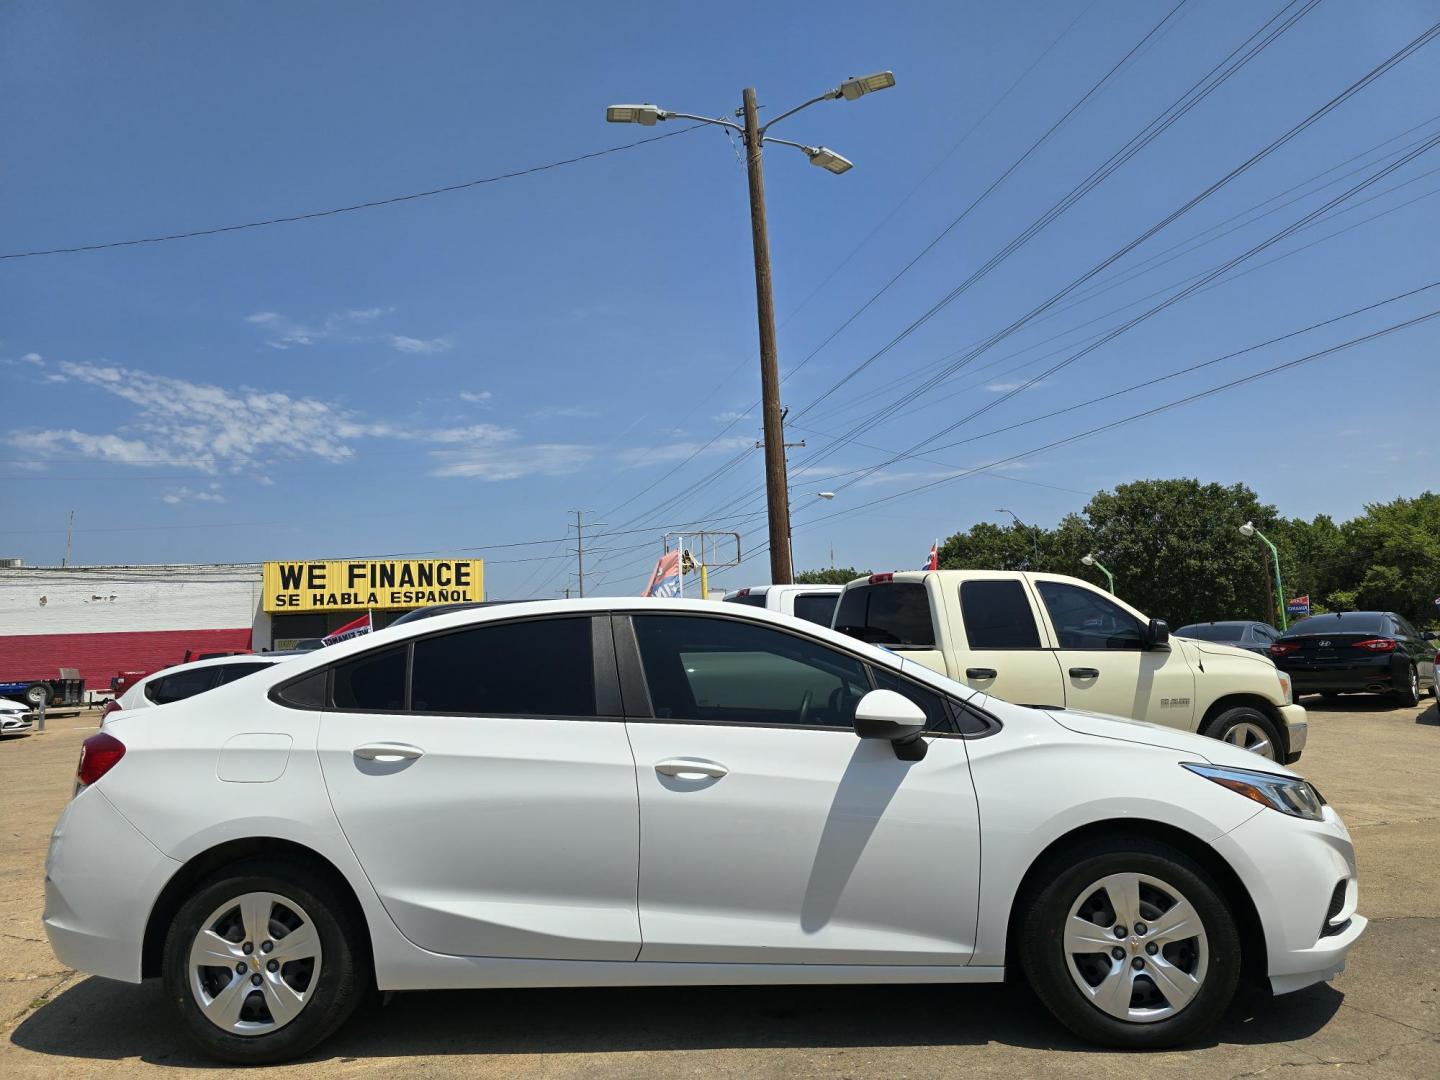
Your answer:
1037;581;1143;650
1394;615;1419;639
1284;612;1387;637
1177;624;1245;642
146;667;218;705
274;669;327;710
871;668;952;733
792;592;840;626
960;579;1042;649
215;661;272;686
724;592;768;608
332;645;407;711
833;583;936;648
633;614;869;728
411;617;595;716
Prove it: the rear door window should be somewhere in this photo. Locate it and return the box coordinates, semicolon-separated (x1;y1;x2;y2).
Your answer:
792;591;840;627
959;579;1042;649
833;583;936;648
410;617;596;717
1036;581;1143;650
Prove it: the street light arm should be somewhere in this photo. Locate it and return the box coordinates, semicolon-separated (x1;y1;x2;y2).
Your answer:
662;110;744;133
760;134;816;153
758;91;839;133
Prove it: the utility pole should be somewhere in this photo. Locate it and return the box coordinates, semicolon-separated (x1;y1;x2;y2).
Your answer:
756;428;805;577
571;510;605;599
62;510;74;567
742;86;793;586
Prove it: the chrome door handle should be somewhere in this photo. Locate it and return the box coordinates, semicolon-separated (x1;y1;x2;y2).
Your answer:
654;758;728;780
354;743;424;763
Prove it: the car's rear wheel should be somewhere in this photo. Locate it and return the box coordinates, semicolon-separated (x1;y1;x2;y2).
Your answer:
1393;665;1420;708
1203;706;1282;761
1018;837;1240;1048
162;859;366;1064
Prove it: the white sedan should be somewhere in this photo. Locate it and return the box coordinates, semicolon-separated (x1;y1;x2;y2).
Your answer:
103;653;294;723
0;697;33;733
44;599;1363;1063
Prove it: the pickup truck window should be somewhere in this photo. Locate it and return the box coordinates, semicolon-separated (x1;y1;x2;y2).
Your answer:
793;592;840;627
959;580;1042;649
1036;581;1143;650
724;592;767;608
833;584;936;648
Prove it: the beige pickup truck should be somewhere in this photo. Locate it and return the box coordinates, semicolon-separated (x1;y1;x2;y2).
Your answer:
831;569;1307;762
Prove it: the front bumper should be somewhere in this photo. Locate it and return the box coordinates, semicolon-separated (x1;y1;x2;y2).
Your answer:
1211;803;1364;996
43;787;180;983
1278;703;1307;761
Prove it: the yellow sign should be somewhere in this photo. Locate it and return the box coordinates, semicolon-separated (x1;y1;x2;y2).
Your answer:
262;559;485;613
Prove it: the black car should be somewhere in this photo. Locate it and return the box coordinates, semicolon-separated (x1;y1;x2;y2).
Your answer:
1268;611;1437;706
1174;620;1282;656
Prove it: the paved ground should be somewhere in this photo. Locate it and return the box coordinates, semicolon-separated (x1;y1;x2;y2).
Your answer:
3;697;1438;1078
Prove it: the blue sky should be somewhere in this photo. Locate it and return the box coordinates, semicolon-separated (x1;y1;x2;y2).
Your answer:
2;0;1437;597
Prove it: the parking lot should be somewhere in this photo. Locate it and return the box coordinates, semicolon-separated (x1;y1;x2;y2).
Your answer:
2;698;1437;1079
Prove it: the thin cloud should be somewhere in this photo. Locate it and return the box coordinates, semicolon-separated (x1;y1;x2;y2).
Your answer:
526;405;600;420
459;390;493;404
616;435;754;469
389;334;452;355
162;483;226;505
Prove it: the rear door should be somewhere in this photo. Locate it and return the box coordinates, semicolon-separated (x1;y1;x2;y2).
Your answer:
316;615;641;961
1031;577;1196;727
951;575;1065;705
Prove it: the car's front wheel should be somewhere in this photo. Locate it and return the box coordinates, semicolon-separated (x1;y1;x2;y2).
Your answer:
1018;837;1241;1048
162;859;367;1064
1203;706;1282;761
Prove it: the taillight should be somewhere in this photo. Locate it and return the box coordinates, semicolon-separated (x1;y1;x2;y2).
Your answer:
101;699;122;719
76;732;126;787
736;588;750;597
1352;638;1397;652
868;573;894;584
1269;642;1300;656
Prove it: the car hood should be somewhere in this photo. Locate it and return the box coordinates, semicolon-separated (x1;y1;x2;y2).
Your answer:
1046;707;1298;776
1178;637;1275;666
0;699;28;714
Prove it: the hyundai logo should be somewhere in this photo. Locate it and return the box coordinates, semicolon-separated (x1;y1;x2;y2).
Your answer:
1318;639;1331;647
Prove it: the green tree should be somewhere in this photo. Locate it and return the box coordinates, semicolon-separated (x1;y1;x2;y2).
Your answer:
794;566;870;585
1334;492;1440;626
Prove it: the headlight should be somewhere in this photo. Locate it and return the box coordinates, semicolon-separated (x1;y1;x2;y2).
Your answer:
1276;670;1293;704
1182;762;1326;821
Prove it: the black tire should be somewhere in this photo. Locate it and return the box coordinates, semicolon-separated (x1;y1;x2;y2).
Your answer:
1201;706;1283;762
1319;691;1341;702
1018;836;1241;1049
1392;664;1420;708
162;858;368;1064
23;683;52;707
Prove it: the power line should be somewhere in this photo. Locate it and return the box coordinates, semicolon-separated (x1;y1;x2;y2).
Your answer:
0;125;707;261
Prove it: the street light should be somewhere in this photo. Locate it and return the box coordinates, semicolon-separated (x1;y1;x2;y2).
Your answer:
995;508;1040;565
606;70;894;586
1240;521;1288;630
1081;553;1115;593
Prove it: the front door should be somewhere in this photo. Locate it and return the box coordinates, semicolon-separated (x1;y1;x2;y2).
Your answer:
620;612;981;966
317;614;641;961
1031;578;1196;726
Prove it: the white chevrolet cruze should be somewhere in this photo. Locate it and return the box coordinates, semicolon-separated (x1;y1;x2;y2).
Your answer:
45;599;1364;1063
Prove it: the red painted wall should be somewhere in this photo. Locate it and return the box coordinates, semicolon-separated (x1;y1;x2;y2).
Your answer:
0;628;254;690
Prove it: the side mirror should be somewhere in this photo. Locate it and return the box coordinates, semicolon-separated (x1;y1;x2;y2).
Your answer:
1142;618;1170;649
853;688;928;761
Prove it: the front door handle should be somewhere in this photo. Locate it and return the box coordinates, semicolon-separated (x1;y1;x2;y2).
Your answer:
965;667;998;680
654;758;728;781
1069;667;1101;679
354;743;424;763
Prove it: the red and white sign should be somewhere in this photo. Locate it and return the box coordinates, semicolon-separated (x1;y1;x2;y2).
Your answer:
322;612;372;645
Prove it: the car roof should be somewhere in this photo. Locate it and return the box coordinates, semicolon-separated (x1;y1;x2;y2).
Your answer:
139;652;290;682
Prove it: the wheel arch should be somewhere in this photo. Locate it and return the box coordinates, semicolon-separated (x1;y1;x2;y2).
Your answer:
142;836;371;980
1004;817;1268;984
1199;694;1289;758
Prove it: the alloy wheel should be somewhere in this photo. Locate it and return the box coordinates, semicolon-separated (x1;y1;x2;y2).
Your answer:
1221;721;1274;759
188;891;322;1036
1063;872;1209;1023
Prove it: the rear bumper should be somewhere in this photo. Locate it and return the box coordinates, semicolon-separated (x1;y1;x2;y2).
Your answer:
1283;655;1402;694
43;788;180;983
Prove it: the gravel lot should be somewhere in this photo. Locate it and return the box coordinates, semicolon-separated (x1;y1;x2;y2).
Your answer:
3;698;1438;1079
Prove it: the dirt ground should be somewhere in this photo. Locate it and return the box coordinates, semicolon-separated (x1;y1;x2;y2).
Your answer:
3;697;1438;1078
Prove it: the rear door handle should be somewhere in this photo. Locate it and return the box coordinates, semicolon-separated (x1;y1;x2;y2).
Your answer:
1069;667;1101;679
965;667;998;680
654;758;728;780
354;743;424;763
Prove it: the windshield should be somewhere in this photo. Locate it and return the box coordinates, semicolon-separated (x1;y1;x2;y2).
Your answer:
1284;612;1386;636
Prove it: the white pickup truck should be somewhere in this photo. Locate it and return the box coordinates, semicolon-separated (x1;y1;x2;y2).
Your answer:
832;569;1307;762
722;584;842;627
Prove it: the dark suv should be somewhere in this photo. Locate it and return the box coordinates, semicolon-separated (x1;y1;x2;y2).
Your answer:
1268;611;1436;706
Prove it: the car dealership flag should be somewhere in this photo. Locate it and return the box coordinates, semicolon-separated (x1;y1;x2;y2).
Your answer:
642;550;682;598
322;611;372;646
1286;594;1311;617
922;541;939;571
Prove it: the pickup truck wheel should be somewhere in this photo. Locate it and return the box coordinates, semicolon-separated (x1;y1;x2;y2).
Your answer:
1392;665;1420;708
1202;707;1281;761
1018;836;1240;1048
23;683;52;707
